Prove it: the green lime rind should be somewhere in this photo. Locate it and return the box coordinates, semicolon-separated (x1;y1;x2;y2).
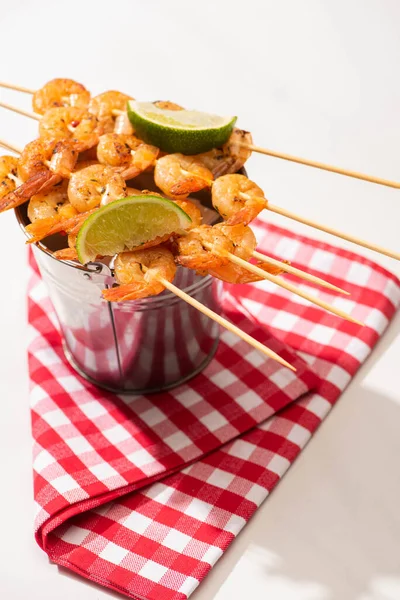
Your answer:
127;101;237;154
76;195;191;264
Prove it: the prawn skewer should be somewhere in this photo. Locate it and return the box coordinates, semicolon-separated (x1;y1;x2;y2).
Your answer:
25;201;347;293
29;193;346;297
104;248;296;371
0;102;105;154
109;107;400;189
0;139;349;294
2;82;399;189
5;97;397;261
223;251;363;325
0;98;127;129
95;111;400;190
0;138;131;215
210;174;400;262
176;225;363;325
155;159;400;261
0;138;81;213
0;79;91;113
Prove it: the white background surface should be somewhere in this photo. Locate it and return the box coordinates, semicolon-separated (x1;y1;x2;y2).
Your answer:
0;1;400;598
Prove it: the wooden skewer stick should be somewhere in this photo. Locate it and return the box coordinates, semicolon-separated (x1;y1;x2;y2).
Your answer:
236;142;400;190
266;202;400;261
0;101;40;121
151;272;296;371
222;251;364;326
0;101;121;125
251;250;349;295
0;81;35;94
237;192;400;262
0;139;24;154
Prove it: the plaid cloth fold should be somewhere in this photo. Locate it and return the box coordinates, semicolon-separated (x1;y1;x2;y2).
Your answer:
28;218;400;600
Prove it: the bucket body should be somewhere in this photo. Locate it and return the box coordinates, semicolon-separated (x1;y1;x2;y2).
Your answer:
31;245;222;393
16;168;243;393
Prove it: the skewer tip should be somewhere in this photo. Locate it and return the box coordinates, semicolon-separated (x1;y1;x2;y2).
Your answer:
350;317;365;327
321;283;351;296
282;359;297;372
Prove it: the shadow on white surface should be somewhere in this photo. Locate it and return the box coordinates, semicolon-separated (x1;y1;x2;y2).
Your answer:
58;566;123;599
190;317;400;600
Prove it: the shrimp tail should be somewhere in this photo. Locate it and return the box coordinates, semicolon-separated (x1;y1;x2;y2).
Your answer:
176;254;228;270
0;189;31;213
102;283;149;302
225;211;249;226
26;209;97;243
255;261;284;276
226;202;266;226
66;211;96;236
120;165;141;180
25;216;61;243
209;260;284;284
237;261;284;283
211;158;236;178
170;177;209;197
53;247;79;261
0;171;61;213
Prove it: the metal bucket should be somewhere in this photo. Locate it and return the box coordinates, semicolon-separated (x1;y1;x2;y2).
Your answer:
16;180;224;394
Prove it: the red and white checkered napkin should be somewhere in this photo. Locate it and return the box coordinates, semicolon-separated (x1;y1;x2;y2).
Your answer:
28;218;400;600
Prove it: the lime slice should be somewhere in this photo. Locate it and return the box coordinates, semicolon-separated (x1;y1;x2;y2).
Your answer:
76;195;191;264
127;100;237;154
